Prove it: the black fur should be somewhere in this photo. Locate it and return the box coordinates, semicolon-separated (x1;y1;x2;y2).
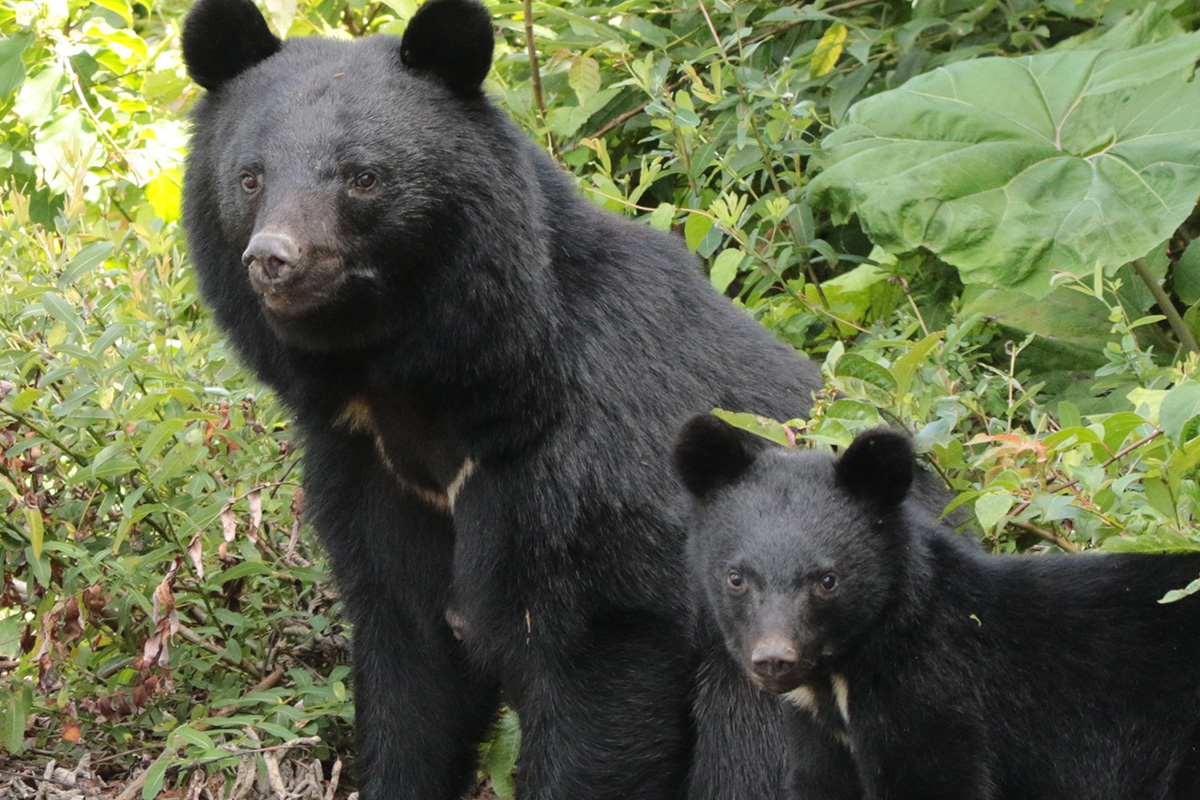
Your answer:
678;420;1200;800
180;1;832;798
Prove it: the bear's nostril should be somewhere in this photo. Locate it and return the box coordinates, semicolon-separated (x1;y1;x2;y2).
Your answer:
242;231;301;283
751;639;799;679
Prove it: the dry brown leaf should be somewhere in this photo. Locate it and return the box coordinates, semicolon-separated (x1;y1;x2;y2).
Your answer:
248;489;263;538
81;584;106;619
143;572;180;668
61;597;83;646
220;505;238;543
187;533;205;581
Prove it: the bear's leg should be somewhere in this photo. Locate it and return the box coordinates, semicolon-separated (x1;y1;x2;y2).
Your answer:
303;429;499;800
512;612;693;800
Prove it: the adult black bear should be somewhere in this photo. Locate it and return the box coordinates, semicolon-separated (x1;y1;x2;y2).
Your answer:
179;0;834;797
676;415;1200;800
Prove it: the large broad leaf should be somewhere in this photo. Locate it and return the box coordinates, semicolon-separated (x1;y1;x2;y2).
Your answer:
808;33;1200;297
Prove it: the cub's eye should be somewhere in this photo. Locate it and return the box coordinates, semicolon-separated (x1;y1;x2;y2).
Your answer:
352;171;377;191
727;570;745;592
240;171;260;193
815;573;839;595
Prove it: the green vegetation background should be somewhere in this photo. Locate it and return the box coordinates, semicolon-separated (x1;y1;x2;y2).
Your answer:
2;0;1200;795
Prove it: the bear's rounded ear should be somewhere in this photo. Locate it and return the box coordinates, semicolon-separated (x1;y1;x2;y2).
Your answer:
182;0;281;91
835;428;914;507
400;0;494;95
674;415;764;501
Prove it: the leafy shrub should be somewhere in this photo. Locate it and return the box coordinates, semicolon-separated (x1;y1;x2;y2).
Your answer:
2;0;1199;795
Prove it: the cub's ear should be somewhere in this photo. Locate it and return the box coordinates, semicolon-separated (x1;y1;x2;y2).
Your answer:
182;0;281;91
835;428;914;507
400;0;494;95
674;415;765;501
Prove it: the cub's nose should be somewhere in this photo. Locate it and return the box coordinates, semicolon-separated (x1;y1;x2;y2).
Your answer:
751;638;799;681
242;231;300;283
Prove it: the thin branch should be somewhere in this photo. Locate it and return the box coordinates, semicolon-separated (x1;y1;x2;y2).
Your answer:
523;0;545;118
1007;520;1081;553
581;79;685;143
190;736;322;769
177;624;261;679
1132;258;1199;356
696;0;725;55
0;770;103;797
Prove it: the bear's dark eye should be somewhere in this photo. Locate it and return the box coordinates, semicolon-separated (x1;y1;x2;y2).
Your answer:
352;171;377;191
240;171;260;193
815;573;838;595
727;570;745;592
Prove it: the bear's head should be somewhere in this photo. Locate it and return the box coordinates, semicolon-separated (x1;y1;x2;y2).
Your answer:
181;0;536;354
674;415;915;693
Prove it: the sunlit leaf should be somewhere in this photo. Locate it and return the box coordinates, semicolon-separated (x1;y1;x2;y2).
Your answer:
810;22;846;79
709;248;743;293
0;33;31;98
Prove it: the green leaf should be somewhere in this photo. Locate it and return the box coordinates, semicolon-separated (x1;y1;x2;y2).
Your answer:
1143;477;1177;520
481;708;521;799
1100;411;1149;452
1175;241;1200;306
142;756;172;800
91;0;133;24
960;285;1110;368
61;241;115;286
832;354;897;406
710;410;792;446
822;399;881;428
809;33;1200;297
5;685;30;754
217;561;273;583
568;56;601;102
23;508;43;560
0;33;31;98
14;64;65;126
1045;0;1177;24
913;417;954;453
140;418;187;462
709;249;743;294
168;725;215;750
264;0;298;35
974;491;1013;532
684;212;715;251
892;332;942;398
40;292;84;335
648;203;675;232
1160;574;1200;604
1160;381;1200;444
146;171;182;224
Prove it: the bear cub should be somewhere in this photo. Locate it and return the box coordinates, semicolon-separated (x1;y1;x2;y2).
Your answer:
675;415;1200;800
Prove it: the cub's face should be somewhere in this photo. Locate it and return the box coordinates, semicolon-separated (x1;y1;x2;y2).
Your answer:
688;452;899;692
674;417;915;694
